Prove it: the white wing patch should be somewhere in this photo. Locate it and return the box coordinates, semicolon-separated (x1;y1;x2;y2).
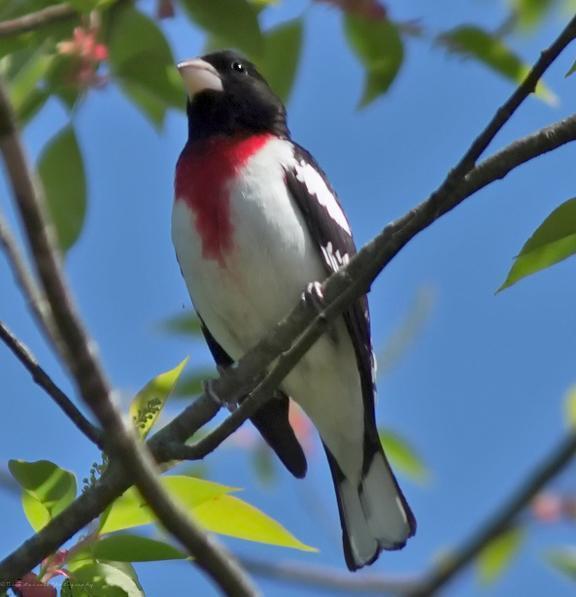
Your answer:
321;241;350;272
294;160;352;235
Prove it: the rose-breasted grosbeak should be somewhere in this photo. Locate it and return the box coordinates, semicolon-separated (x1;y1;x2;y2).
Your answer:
172;50;416;570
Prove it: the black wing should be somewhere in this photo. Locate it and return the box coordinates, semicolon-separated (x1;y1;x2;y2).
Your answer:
285;145;379;462
199;318;307;478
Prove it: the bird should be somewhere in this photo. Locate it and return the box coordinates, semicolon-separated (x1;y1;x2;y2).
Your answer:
172;49;416;571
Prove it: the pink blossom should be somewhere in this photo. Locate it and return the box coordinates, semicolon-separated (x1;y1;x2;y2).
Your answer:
531;492;563;523
56;26;108;89
57;27;107;62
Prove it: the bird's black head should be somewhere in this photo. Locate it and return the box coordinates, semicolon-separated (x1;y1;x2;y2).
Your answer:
178;50;288;141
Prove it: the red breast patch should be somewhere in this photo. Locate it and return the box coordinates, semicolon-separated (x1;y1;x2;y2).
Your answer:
175;134;271;266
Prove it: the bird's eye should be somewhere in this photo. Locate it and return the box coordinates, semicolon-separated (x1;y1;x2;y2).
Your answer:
231;61;246;73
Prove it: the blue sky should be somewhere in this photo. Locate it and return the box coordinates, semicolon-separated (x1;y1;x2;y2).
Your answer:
1;1;576;595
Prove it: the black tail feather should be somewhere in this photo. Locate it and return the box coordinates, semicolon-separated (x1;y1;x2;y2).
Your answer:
251;392;307;478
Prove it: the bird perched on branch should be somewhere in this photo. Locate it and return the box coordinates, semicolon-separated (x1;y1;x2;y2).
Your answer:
172;49;415;570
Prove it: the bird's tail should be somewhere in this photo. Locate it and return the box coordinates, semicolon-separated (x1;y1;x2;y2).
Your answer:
324;444;416;571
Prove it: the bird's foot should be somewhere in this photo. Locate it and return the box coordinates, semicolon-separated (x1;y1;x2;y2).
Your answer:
303;281;326;318
203;378;238;412
205;366;264;412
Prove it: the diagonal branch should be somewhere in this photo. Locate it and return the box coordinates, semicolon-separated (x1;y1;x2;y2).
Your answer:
0;211;61;352
0;4;77;38
1;14;576;594
162;111;576;463
1;107;575;592
163;13;576;463
411;431;576;596
238;556;417;594
0;81;257;597
0;320;103;447
426;13;576;207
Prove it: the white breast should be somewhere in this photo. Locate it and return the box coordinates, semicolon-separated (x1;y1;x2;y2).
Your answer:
172;138;325;357
172;137;365;480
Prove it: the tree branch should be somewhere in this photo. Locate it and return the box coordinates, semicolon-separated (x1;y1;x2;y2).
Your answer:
163;14;576;464
0;81;257;597
2;107;574;595
239;557;417;594
163;111;576;463
0;320;103;447
1;14;575;594
0;4;77;38
427;13;576;205
411;431;576;595
0;211;61;352
0;392;221;590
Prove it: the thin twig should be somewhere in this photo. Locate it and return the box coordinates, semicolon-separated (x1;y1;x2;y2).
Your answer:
163;15;576;462
0;395;221;587
1;101;574;595
1;17;576;593
162;113;576;464
411;432;576;596
239;557;417;594
0;4;76;38
0;321;103;447
0;212;60;351
429;13;576;202
0;81;257;596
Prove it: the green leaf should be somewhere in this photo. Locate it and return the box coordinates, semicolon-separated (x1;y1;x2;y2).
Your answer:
344;15;404;107
379;429;428;482
119;80;168;128
44;54;83;110
566;58;576;78
99;475;313;551
257;19;303;102
108;5;172;66
62;561;143;596
116;57;183;109
565;385;576;428
99;476;236;534
547;547;576;580
476;527;524;584
21;491;50;532
67;0;101;13
92;534;186;562
108;5;182;127
38;126;86;253
180;0;263;58
511;0;555;30
160;313;203;336
252;442;276;485
16;88;50;126
130;358;188;438
0;35;35;59
7;49;52;125
499;198;576;290
441;26;554;103
9;459;76;530
193;494;317;551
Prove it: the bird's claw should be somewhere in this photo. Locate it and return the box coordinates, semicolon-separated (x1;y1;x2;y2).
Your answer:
303;281;326;316
203;378;238;412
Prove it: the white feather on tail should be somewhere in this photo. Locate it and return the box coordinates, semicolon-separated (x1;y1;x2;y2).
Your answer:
335;451;415;570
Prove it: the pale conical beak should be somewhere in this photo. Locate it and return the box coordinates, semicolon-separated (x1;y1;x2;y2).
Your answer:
177;58;223;97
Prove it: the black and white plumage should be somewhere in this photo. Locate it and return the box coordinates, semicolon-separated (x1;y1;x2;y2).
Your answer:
172;50;416;570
